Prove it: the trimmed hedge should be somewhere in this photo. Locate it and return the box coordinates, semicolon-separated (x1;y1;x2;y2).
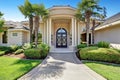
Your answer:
38;43;50;58
24;43;50;59
77;43;87;49
80;47;120;64
97;41;110;48
24;49;41;59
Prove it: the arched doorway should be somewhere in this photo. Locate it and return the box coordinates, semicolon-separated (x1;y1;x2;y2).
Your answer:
56;28;67;48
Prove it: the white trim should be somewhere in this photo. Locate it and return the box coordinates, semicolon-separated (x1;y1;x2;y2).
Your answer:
43;22;45;43
49;18;52;46
47;19;49;44
78;22;80;45
72;17;75;46
74;19;77;45
95;20;120;30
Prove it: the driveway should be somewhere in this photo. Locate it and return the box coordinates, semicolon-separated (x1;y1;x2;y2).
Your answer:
18;53;106;80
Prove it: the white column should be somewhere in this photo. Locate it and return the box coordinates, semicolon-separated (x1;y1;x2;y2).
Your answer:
78;22;80;45
72;18;75;46
46;19;49;44
74;19;77;46
43;22;46;43
49;18;52;46
91;32;92;44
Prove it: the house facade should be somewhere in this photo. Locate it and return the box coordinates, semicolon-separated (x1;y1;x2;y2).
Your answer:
0;5;120;49
40;5;83;50
0;21;30;46
94;12;120;49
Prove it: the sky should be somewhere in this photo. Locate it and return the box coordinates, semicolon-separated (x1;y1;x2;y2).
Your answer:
0;0;120;22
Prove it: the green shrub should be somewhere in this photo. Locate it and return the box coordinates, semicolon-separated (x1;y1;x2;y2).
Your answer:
10;45;19;51
22;43;32;50
113;48;120;53
80;47;120;64
77;44;87;49
38;43;50;58
14;49;24;54
0;51;6;56
97;41;110;48
24;48;41;59
24;43;50;59
0;46;12;53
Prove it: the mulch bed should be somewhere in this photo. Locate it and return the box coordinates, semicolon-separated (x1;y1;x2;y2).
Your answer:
4;53;26;59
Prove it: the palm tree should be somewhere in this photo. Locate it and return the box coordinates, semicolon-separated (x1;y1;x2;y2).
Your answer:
76;0;103;46
91;19;100;44
91;7;106;44
18;0;33;43
0;12;3;18
32;4;48;48
0;12;4;32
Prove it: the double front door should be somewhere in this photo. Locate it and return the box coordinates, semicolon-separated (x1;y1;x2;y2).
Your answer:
56;28;67;48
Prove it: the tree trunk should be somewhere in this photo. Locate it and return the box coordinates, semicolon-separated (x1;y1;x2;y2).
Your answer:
34;16;39;48
92;20;95;44
86;17;90;46
29;16;33;43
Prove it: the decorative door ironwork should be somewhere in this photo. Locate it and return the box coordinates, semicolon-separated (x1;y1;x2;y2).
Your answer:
56;28;67;48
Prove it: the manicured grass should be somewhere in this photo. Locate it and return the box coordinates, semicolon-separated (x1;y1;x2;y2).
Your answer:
0;56;41;80
83;60;120;80
0;51;5;56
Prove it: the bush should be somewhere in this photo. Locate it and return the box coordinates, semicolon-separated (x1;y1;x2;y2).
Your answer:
14;49;24;54
97;41;110;48
77;44;87;49
24;43;50;59
0;46;12;53
24;48;41;59
38;43;50;58
22;43;32;50
80;47;120;64
10;45;19;51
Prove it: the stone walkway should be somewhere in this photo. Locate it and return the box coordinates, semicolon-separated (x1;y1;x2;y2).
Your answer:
18;53;106;80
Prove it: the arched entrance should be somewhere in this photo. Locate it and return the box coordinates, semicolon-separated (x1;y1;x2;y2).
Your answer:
56;28;67;48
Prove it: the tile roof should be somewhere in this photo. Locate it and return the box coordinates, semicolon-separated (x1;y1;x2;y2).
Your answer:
95;12;120;30
9;23;29;30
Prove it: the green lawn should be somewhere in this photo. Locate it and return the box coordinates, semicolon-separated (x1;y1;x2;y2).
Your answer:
0;56;41;80
83;60;120;80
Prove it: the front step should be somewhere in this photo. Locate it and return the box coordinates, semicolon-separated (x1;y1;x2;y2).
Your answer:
50;48;76;53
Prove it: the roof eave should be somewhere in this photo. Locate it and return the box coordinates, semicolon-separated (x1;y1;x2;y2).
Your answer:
95;20;120;31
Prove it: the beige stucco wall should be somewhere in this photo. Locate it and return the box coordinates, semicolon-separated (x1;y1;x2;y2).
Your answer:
95;24;120;44
8;30;23;45
22;31;30;44
39;23;44;42
8;29;30;46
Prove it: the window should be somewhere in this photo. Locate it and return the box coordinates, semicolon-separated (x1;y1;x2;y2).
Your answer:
2;31;7;43
57;28;66;33
12;33;17;36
